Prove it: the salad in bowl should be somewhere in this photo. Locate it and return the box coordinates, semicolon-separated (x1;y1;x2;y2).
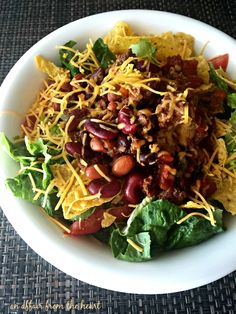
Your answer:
1;21;236;263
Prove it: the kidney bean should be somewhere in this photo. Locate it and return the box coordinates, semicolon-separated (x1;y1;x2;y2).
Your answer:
118;108;138;135
69;204;132;236
87;178;121;198
65;142;82;156
112;155;135;177
85;120;118;140
100;179;121;198
124;172;144;204
108;205;133;222
90;137;106;152
69;207;105;235
85;164;108;180
66;118;80;132
87;178;106;195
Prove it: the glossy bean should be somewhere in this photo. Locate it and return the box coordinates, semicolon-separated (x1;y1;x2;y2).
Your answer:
124;172;144;204
118;108;138;135
90;137;106;152
87;178;106;195
66;118;80;132
87;178;121;198
85;120;118;140
65;142;82;156
85;164;108;180
100;179;121;198
112;155;135;177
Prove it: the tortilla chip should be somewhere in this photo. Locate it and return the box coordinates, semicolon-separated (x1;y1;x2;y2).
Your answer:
216;138;228;166
213;176;236;215
195;55;210;84
35;55;68;81
101;212;116;228
104;22;194;61
51;164;112;220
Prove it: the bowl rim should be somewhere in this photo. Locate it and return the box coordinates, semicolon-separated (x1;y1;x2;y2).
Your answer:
0;9;236;294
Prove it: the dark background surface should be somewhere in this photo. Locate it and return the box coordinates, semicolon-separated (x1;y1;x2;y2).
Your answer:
0;0;236;313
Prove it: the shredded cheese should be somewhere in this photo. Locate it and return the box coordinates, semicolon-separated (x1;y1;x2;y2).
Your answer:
93;164;111;182
127;239;143;252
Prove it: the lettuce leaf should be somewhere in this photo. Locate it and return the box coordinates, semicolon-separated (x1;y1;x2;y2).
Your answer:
0;133;35;166
110;230;151;262
6;171;60;217
166;209;224;249
109;199;224;262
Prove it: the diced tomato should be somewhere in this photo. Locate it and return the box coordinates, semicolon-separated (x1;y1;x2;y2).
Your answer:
208;54;229;71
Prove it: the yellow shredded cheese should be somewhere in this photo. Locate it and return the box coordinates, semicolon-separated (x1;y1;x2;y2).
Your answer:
127;239;143;252
93;164;111;182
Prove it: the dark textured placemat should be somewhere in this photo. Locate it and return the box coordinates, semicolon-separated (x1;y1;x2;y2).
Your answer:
0;0;236;313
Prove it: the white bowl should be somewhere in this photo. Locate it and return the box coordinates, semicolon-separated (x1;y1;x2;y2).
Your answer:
0;10;236;294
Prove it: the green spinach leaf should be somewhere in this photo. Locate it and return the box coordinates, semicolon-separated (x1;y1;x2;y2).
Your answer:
93;38;115;69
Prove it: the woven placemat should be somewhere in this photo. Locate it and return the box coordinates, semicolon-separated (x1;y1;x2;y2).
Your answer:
0;0;236;313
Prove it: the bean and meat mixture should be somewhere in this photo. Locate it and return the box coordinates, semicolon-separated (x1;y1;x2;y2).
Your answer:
2;22;236;261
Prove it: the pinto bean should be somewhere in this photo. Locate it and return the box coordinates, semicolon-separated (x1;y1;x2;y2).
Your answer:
112;155;135;177
124;172;144;204
85;164;108;180
90;137;106;152
85;120;119;140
